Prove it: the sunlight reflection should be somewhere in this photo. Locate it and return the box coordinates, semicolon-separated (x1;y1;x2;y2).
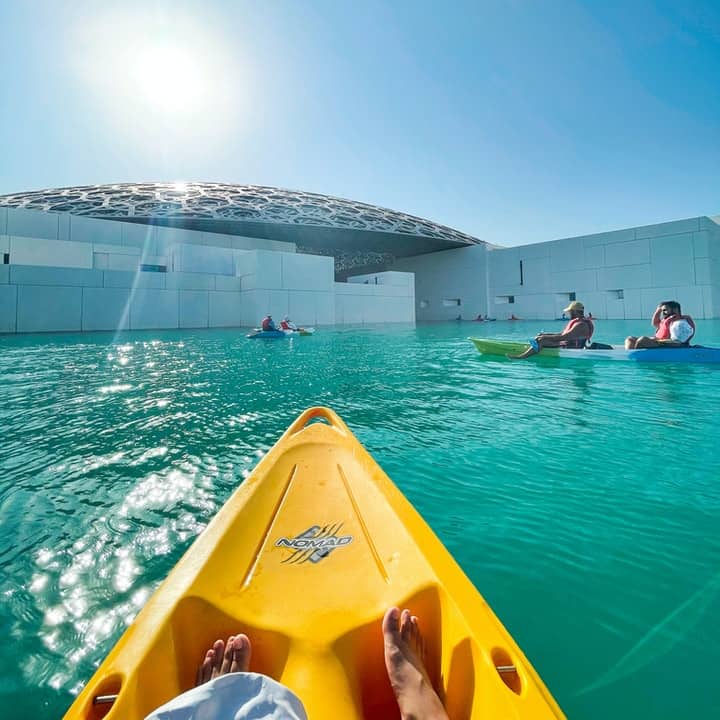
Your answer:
130;446;168;467
45;607;66;626
29;574;48;592
114;554;139;593
99;383;132;394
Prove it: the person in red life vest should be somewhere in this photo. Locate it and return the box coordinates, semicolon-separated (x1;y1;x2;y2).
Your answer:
279;315;298;331
261;315;276;331
508;301;594;359
625;301;695;349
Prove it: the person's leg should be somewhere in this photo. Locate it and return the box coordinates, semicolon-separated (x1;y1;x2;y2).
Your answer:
507;345;538;359
508;335;560;359
195;634;251;686
147;633;308;720
383;607;449;720
635;336;685;349
634;336;683;349
625;336;637;349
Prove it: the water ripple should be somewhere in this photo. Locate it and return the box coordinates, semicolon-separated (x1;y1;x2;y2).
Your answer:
0;322;719;719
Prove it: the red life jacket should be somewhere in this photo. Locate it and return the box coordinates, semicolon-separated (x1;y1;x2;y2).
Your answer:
280;320;290;330
561;316;594;348
261;317;273;331
655;315;695;343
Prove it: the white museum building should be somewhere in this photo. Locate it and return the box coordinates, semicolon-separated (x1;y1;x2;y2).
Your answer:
0;183;717;334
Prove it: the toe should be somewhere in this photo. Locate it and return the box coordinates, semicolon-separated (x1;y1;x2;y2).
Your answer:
410;615;419;643
411;616;425;657
231;633;252;673
382;606;401;638
211;640;224;678
196;649;215;686
400;609;412;643
220;636;235;674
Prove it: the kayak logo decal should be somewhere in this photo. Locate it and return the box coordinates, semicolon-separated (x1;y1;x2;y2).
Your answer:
275;523;353;564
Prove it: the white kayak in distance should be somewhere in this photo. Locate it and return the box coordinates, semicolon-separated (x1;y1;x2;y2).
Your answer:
470;338;720;363
247;327;316;339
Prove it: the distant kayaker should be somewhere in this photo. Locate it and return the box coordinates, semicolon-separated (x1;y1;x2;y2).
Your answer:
508;300;594;359
625;301;695;349
145;607;449;720
280;315;298;331
261;315;277;331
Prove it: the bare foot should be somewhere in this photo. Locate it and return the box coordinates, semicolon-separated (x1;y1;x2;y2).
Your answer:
195;633;251;686
382;607;448;720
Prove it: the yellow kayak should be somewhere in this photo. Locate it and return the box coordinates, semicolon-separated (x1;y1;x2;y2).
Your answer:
64;407;565;719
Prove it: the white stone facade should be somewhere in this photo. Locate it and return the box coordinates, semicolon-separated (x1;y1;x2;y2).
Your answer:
394;216;720;321
2;204;718;333
0;207;415;334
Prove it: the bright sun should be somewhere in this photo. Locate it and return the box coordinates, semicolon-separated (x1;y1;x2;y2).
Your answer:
130;45;206;114
73;9;241;145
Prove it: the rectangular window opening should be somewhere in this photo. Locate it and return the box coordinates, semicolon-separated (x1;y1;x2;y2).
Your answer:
2;253;8;265
519;260;524;286
140;264;167;273
495;295;515;304
442;298;462;307
568;291;576;302
608;289;624;300
419;300;429;309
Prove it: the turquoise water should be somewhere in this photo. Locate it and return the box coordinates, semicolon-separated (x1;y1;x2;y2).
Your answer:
1;320;719;719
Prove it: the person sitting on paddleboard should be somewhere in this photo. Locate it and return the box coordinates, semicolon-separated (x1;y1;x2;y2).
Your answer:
508;301;594;359
280;315;298;331
145;607;450;720
261;315;277;331
624;301;695;349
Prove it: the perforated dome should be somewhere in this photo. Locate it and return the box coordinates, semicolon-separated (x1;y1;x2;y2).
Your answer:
0;182;482;258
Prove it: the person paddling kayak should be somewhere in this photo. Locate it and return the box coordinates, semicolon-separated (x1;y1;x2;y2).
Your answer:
508;301;594;359
261;314;277;331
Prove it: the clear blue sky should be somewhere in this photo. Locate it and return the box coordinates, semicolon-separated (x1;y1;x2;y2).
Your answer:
0;0;718;246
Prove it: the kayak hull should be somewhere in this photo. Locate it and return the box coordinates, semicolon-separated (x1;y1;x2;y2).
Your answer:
470;338;720;363
63;407;565;720
246;329;288;339
247;327;316;338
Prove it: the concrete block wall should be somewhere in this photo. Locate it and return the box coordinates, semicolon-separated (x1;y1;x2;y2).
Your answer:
486;216;720;319
236;249;341;327
0;264;245;333
334;271;415;324
706;218;720;316
5;204;716;330
391;244;485;321
0;243;413;333
3;206;296;254
169;243;235;275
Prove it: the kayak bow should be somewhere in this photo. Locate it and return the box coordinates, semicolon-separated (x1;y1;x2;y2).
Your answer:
64;407;565;720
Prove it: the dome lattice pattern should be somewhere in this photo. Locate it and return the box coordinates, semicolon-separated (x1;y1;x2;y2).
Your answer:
0;182;480;246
